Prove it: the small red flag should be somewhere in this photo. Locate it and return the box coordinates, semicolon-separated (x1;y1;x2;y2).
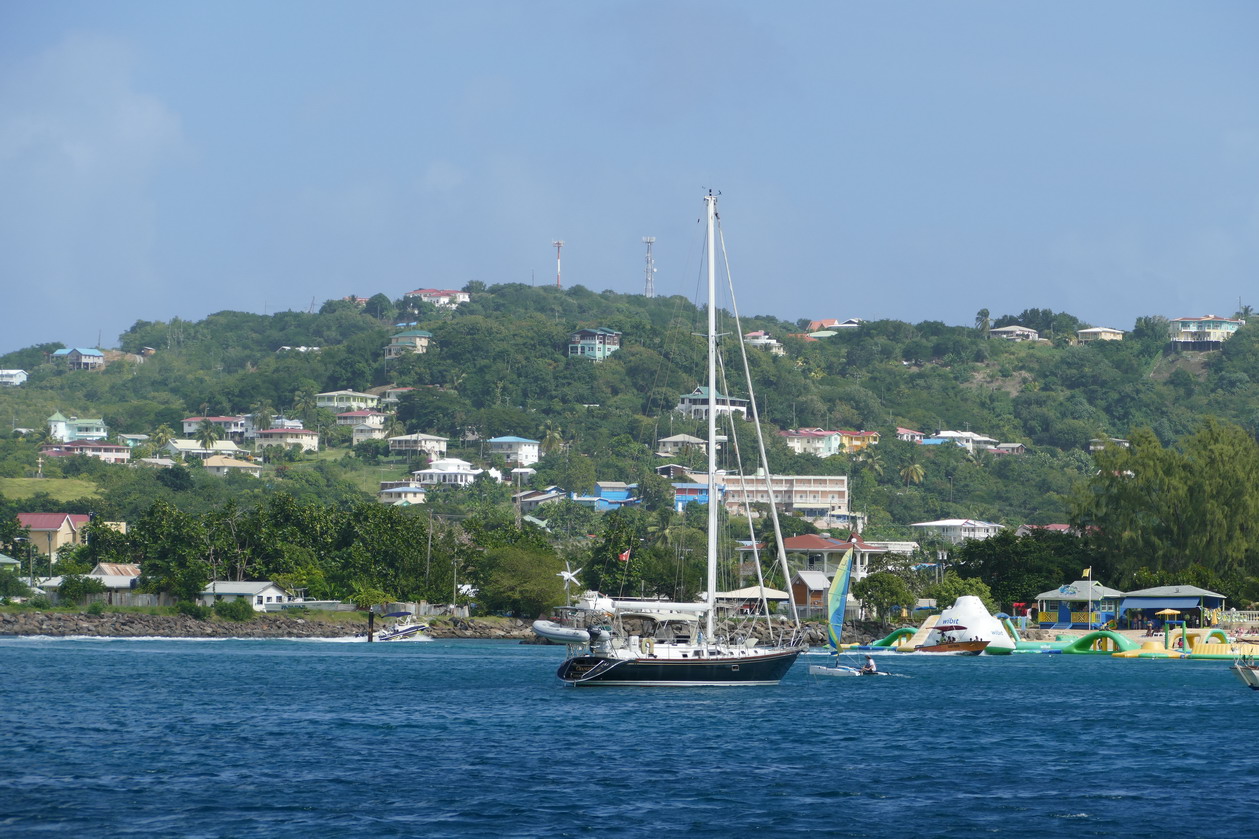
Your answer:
618;549;631;562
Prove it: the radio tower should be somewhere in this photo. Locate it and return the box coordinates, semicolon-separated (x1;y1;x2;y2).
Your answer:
552;240;564;288
642;236;656;298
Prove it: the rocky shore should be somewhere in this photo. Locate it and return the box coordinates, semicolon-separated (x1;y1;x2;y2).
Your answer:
0;610;894;643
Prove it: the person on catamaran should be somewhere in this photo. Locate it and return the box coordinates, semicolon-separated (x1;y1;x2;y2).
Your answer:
861;655;877;675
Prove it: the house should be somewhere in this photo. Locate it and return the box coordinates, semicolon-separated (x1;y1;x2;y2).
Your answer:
1032;579;1125;629
203;455;262;477
790;569;832;611
567;327;622;361
165;439;248;459
199;580;295;611
388;432;448;459
381;386;415;406
413;458;484;487
315;390;380;411
243;415;303;440
512;487;567;513
51;347;104;370
836;430;880;452
569;481;640;512
353;424;388;444
989;325;1039;341
182;416;248;438
1112;584;1227;630
1077;327;1125;342
16;512;91;560
656;433;707;457
674;387;749;420
933;430;999;453
0;369;28;386
778;428;844;458
671;481;725;512
910;518;1004;544
896;427;925;443
47;411;108;442
987;442;1026;455
487;436;540;466
778;532;918;599
40;440;131;464
1089;437;1130;453
117;434;150;448
1015;523;1075;537
403;288;470;309
377;485;428;505
253;428;320;453
1169;315;1245;347
743;331;784;355
384;329;433;359
335;410;387;428
719;471;852;522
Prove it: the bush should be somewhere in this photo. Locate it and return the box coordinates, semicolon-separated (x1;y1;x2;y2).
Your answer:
27;596;52;609
176;600;211;620
85;601;106;616
212;598;256;622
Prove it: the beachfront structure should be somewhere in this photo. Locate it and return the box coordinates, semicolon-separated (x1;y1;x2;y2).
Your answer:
199;581;295;611
989;325;1039;341
1032;579;1125;629
413;458;483;487
388;432;448;459
656;433;707;457
567;327;622;361
47;411;108;443
384;329;433;359
182;416;248;438
0;369;28;386
315;390;379;411
1114;585;1227;631
40;440;132;464
1077;327;1125;342
487;436;540;466
674;386;749;420
253;428;319;453
1169;315;1245;348
403;288;470;309
909;518;1004;544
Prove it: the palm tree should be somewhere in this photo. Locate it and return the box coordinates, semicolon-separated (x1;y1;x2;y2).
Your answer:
975;308;991;337
541;422;564;456
251;400;274;432
292;389;317;424
196;421;223;454
150;424;175;452
899;461;925;487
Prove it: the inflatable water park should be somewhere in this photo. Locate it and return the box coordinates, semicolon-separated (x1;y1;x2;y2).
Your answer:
843;595;1259;661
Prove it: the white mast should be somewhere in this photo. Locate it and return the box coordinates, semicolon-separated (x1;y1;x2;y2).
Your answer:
705;192;718;643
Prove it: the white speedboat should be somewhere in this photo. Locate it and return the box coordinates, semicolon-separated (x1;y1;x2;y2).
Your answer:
1231;654;1259;690
375;613;431;642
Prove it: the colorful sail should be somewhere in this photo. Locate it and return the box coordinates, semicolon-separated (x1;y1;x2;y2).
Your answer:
825;548;854;651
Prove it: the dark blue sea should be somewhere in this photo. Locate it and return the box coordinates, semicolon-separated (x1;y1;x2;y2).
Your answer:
1;637;1253;838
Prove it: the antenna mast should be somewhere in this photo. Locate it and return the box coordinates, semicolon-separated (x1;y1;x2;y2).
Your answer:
642;236;656;298
552;240;564;288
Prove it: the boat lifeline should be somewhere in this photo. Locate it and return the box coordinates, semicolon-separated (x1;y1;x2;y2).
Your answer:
533;192;805;686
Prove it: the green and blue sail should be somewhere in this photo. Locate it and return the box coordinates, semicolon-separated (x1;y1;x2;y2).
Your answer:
825;548;854;651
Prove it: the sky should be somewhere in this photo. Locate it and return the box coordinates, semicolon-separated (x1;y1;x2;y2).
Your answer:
2;1;1257;354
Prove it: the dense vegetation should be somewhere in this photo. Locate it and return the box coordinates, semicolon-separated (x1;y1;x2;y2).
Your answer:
3;284;1259;611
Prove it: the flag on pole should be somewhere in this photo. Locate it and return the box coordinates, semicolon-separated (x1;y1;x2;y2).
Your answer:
618;549;631;563
1083;567;1092;577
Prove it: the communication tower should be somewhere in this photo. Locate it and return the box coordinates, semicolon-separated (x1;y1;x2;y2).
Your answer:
553;240;564;288
642;236;656;298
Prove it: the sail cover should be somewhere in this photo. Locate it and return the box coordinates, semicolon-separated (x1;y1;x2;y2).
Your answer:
826;548;854;651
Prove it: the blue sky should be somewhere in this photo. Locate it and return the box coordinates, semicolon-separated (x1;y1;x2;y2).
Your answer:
2;1;1257;354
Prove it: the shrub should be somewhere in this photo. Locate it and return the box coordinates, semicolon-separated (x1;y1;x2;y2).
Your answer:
212;598;256;622
176;600;211;620
27;596;52;609
85;601;106;616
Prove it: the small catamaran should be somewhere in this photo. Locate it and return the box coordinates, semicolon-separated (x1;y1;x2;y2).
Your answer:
808;548;887;677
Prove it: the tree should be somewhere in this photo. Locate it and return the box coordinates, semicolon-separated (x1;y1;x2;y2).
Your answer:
899;461;925;487
852;572;915;621
927;570;996;613
195;421;223;453
149;424;176;451
475;546;565;617
975;308;991;337
57;574;107;606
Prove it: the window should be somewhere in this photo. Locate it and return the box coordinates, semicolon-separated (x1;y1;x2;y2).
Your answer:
256;596;263;604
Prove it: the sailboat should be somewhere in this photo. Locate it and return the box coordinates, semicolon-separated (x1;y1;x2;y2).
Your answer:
532;192;805;686
807;549;883;677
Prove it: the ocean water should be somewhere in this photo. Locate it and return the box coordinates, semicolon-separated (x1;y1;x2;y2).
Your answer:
0;637;1253;838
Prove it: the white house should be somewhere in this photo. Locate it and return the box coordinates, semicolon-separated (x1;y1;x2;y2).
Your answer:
910;518;1004;544
353;424;388;444
778;428;844;458
165;439;248;459
47;411;108;442
0;369;28;387
743;330;785;355
203;454;262;478
487;436;540;466
315;390;380;411
675;387;749;420
199;581;295;611
40;440;131;464
1169;315;1245;346
933;430;1000;453
989;325;1040;341
388;432;448;459
182;416;247;438
253;428;320;453
384;329;434;359
403;288;470;309
377;485;428;505
335;410;387;428
1077;327;1125;342
656;433;707;457
413;458;483;487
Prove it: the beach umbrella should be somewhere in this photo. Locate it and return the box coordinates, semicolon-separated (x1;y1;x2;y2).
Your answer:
1156;608;1181;617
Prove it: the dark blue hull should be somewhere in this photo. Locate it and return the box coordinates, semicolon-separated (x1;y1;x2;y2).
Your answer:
557;648;802;686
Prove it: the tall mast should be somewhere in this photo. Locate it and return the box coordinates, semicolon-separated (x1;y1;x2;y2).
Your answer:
705;192;718;643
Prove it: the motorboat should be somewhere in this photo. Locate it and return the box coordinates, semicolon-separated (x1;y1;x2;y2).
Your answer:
1231;653;1259;690
915;625;990;655
375;612;431;642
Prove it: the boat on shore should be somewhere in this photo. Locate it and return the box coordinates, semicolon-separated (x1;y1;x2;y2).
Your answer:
533;193;805;686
